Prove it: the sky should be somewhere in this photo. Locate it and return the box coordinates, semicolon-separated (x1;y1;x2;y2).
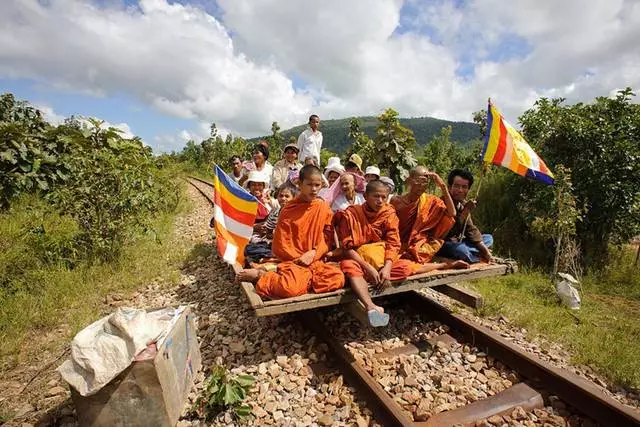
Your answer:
1;0;639;152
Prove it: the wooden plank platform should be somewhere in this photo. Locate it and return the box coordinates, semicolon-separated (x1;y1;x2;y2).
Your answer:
235;262;515;317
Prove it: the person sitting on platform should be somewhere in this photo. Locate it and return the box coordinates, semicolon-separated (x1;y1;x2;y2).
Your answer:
245;171;277;223
364;166;381;183
236;165;345;298
336;180;467;327
437;169;494;263
391;166;468;266
345;153;363;175
244;183;297;265
329;173;365;212
271;140;302;189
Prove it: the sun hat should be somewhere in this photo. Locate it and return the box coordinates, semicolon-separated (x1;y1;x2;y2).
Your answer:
323;157;345;178
246;170;270;186
347;154;363;171
283;143;299;153
379;176;395;192
365;166;381;177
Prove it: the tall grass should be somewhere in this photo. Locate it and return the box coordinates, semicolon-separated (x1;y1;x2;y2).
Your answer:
470;251;640;389
0;191;191;363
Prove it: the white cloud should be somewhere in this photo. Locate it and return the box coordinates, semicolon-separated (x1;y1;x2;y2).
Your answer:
1;0;639;152
33;103;66;126
33;103;136;139
0;0;313;138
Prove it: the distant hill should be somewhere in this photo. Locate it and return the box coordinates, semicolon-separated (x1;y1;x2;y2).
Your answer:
252;116;481;153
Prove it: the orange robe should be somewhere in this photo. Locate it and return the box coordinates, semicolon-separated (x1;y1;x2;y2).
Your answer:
391;193;455;264
255;197;345;298
335;204;420;281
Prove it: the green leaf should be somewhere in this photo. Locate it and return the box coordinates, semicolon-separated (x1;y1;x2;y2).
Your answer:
234;374;255;388
234;405;252;418
223;384;241;406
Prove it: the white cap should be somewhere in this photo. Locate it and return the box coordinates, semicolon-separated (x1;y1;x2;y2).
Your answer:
379;176;395;192
246;170;270;185
365;166;381;177
324;157;345;177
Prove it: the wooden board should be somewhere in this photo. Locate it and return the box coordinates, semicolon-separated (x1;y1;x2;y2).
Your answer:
235;262;513;317
431;282;485;309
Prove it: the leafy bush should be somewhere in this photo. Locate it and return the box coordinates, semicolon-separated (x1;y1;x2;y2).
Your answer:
194;365;255;421
519;88;640;263
0;93;71;209
51;119;178;261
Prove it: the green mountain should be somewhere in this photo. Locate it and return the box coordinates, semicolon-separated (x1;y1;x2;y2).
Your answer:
253;116;481;153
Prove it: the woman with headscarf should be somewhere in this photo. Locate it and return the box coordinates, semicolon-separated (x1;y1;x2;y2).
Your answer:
322;172;365;213
239;142;274;187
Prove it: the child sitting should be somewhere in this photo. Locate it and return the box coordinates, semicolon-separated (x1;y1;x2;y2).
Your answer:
244;182;297;264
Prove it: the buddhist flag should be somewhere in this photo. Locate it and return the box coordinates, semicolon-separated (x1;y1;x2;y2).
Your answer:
481;101;554;184
212;165;258;265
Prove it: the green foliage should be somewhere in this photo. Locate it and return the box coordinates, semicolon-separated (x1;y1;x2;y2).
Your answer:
265;121;284;161
0;93;71;209
194;365;255;421
178;123;249;174
529;165;582;276
519;88;640;263
345;118;376;167
320;147;338;167
51;119;176;262
0;192;187;357
373;108;418;190
250;115;480;154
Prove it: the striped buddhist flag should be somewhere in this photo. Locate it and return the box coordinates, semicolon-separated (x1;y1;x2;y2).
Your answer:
212;165;258;265
482;101;554;184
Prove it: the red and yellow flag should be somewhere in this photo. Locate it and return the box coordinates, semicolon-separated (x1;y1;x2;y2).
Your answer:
481;101;554;184
212;165;258;265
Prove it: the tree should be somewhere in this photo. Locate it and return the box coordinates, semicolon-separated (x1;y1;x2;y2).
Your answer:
423;126;455;177
472;109;488;138
345;118;375;167
519;88;640;263
529;165;582;277
373;108;417;190
267;121;284;161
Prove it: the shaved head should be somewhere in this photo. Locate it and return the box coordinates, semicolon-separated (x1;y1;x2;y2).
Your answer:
299;164;322;182
365;179;389;195
410;165;429;177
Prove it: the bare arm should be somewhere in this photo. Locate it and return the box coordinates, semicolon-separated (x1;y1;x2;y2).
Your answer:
428;172;456;217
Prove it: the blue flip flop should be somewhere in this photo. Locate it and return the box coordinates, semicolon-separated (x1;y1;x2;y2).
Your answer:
368;310;390;327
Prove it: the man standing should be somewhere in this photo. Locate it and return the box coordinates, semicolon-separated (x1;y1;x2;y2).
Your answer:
297;114;322;165
438;169;494;263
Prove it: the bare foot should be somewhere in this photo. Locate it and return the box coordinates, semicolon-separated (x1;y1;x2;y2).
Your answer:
236;268;265;283
449;260;470;270
249;262;267;270
371;305;385;314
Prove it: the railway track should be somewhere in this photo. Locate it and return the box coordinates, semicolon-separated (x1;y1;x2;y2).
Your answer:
186;176;640;427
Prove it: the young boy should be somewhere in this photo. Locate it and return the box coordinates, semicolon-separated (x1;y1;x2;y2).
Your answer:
244;183;297;264
336;180;467;327
237;165;345;298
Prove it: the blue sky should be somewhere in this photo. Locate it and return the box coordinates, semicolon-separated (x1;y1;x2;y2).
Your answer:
1;0;638;152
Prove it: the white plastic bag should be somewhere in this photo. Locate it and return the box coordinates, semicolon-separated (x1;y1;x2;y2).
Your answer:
555;272;581;310
58;306;185;396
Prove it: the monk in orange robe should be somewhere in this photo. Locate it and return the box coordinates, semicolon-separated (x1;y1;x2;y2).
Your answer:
236;165;345;298
391;166;465;264
337;180;466;326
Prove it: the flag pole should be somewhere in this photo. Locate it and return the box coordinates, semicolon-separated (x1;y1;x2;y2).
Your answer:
459;98;491;240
